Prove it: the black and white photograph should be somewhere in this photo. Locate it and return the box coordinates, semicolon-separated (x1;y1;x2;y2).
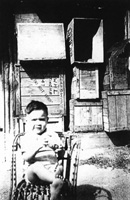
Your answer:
0;0;130;199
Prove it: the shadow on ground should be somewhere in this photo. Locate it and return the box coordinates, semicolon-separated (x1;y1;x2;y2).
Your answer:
106;131;130;146
77;184;112;200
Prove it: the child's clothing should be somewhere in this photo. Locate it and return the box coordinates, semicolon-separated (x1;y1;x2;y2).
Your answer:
21;129;64;180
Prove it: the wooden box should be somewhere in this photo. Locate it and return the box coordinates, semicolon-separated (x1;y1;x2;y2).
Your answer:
14;64;66;118
69;99;103;132
66;18;104;64
102;90;130;132
103;40;130;90
71;65;99;99
17;23;66;61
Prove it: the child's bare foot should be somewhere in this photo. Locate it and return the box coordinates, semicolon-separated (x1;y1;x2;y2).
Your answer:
55;162;63;179
50;178;64;200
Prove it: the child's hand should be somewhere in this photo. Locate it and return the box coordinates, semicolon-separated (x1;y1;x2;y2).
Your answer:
55;148;65;159
42;138;49;146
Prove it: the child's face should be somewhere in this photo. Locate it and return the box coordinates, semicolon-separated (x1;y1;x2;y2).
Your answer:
26;109;48;135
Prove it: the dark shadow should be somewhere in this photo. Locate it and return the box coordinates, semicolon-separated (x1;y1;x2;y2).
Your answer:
106;131;130;146
77;184;113;200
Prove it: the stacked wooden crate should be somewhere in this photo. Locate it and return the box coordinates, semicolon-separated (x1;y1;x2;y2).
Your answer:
102;90;130;132
66;18;104;132
14;63;66;132
102;40;130;132
15;23;67;132
69;99;103;132
71;65;99;99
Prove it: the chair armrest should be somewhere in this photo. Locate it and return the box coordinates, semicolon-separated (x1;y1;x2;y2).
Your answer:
12;132;25;151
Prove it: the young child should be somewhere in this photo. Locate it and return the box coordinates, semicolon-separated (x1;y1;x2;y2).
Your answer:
21;100;64;200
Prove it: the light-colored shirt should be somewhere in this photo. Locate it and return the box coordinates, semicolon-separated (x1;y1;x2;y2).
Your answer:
21;129;63;165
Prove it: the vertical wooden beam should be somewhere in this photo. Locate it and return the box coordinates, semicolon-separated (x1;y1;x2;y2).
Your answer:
0;61;4;131
8;11;15;135
9;62;14;134
14;64;21;116
4;63;10;134
124;10;130;39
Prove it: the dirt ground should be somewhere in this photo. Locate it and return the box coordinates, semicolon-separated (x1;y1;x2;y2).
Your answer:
1;133;130;200
77;139;130;200
77;164;130;200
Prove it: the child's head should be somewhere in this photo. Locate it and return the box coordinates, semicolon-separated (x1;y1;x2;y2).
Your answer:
25;100;48;135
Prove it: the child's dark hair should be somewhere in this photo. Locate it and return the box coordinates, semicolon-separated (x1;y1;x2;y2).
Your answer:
25;100;48;115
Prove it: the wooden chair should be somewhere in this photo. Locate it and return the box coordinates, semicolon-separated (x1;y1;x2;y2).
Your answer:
10;118;81;200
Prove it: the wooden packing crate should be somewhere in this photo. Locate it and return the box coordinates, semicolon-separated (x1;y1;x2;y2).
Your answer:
71;65;99;99
14;63;66;118
102;90;130;132
69;99;103;132
66;18;104;64
103;40;130;90
17;23;66;61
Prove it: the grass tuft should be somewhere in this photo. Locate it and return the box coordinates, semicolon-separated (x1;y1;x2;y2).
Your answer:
80;146;130;172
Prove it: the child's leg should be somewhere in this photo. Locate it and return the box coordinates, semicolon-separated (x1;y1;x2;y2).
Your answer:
55;160;63;178
27;162;55;184
50;160;64;200
50;178;64;200
27;162;64;200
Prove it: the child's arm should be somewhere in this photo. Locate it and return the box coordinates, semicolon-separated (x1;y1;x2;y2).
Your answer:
47;132;65;159
47;132;63;150
21;137;43;163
